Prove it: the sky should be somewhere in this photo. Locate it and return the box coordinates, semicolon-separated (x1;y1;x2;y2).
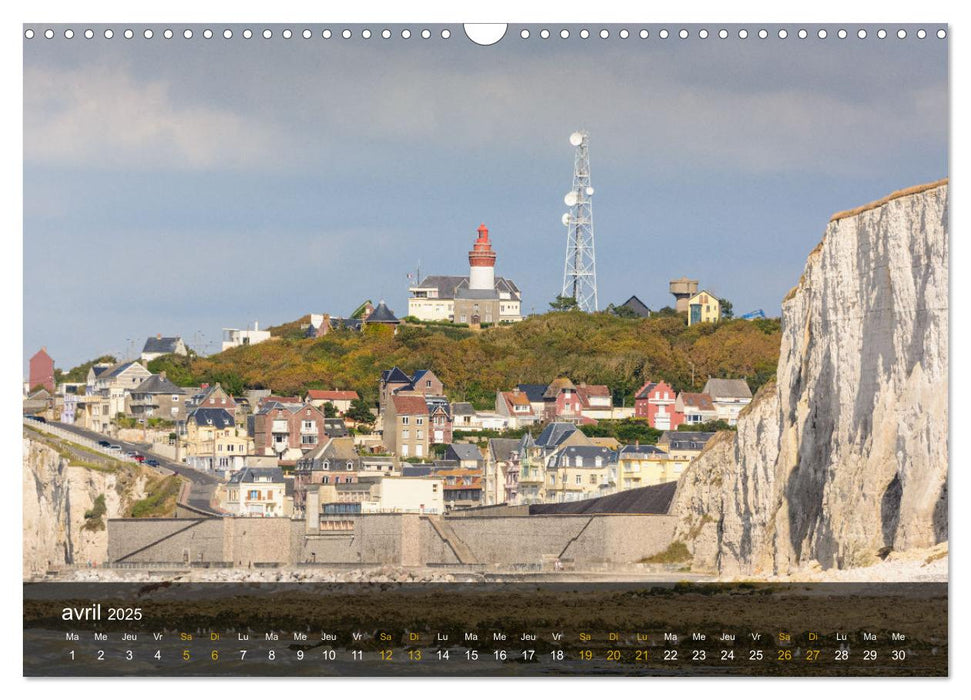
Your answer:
22;23;948;371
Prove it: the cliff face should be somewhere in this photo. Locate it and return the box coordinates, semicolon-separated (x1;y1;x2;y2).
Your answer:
672;181;948;575
23;437;150;578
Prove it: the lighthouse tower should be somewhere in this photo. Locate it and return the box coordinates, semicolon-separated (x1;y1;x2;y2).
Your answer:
468;223;496;291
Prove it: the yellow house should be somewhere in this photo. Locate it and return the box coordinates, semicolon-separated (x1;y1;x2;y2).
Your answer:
616;444;685;488
687;290;721;325
184;407;253;472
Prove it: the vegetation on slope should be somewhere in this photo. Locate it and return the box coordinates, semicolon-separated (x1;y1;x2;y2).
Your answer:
133;312;782;411
128;475;182;518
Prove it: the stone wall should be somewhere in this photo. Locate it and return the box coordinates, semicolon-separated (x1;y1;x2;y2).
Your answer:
106;512;677;568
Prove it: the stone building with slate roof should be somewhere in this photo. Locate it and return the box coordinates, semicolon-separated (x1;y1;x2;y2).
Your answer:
140;334;187;362
125;372;187;421
702;377;753;425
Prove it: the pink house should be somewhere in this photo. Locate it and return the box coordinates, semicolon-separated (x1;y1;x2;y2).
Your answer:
542;378;583;422
634;380;683;430
29;347;55;394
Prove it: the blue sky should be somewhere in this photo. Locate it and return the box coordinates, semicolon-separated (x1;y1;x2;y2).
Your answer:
23;24;948;370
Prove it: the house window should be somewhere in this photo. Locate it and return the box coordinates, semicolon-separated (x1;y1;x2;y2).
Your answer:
401;445;409;457
172;395;179;402
401;416;409;425
346;462;353;470
302;420;315;431
322;460;330;470
576;475;582;485
401;429;410;440
574;456;582;467
590;474;597;484
548;474;555;485
595;456;602;467
322;476;329;484
416;445;424;457
416;430;423;439
426;380;432;388
416;417;424;425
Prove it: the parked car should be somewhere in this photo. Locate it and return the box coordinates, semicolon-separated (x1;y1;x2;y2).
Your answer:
106;444;121;452
123;451;137;459
26;415;47;423
98;440;111;447
133;454;146;463
145;458;160;467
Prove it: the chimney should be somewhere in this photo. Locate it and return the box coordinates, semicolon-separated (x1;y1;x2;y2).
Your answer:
157;333;162;339
160;371;167;380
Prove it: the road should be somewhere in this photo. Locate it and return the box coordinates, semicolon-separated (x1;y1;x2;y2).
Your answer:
47;421;225;516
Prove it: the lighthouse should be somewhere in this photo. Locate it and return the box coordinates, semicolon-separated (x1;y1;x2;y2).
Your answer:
468;223;496;291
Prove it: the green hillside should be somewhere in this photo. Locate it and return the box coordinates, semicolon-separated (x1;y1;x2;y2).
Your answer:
148;312;782;410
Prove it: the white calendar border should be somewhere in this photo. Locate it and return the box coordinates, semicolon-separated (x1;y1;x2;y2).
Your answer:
5;0;961;696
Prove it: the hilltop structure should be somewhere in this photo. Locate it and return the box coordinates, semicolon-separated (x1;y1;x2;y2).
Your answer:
407;224;523;325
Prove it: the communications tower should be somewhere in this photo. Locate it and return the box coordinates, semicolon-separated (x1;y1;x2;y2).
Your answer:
561;130;598;312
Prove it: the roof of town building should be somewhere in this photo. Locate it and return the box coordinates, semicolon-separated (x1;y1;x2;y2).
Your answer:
391;394;430;415
189;407;235;429
382;367;413;385
306;389;359;401
451;402;475;415
502;390;532;407
101;360;147;379
367;301;399;323
446;443;484;462
324;418;349;437
679;392;716;410
659;431;716;451
528;481;678;515
535;422;579;449
141;336;183;354
228;466;285;484
618;443;668;458
702;378;752;400
488;437;521;462
516;384;548;403
413;275;521;301
549;445;618;468
618;295;652;317
132;374;186;395
543;377;578;399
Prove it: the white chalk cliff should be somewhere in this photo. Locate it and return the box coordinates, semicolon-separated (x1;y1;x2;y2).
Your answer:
23;436;150;578
672;180;948;575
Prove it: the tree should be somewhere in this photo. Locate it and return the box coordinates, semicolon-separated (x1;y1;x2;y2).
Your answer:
57;354;117;384
549;294;580;312
611;304;640;319
719;298;734;320
677;419;733;432
345;397;375;425
652;306;680;318
322;402;338;418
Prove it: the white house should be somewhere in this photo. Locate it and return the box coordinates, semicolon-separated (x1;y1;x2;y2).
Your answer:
221;322;272;351
225;467;288;517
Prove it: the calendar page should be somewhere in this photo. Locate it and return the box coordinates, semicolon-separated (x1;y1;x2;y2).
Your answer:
22;19;948;678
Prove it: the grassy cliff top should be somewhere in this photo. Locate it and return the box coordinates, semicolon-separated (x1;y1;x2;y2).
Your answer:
147;311;781;410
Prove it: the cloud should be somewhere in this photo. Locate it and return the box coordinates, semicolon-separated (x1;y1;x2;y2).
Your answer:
23;43;945;178
24;64;284;170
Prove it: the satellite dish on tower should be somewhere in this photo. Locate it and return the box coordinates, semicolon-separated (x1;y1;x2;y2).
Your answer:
561;213;571;226
564;191;579;206
569;132;584;147
586;186;595;196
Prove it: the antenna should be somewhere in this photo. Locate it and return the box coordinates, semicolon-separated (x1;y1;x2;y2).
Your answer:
560;130;599;312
